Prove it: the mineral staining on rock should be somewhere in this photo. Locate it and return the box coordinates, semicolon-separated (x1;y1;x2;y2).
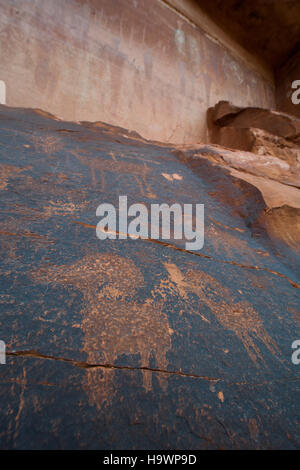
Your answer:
0;105;299;449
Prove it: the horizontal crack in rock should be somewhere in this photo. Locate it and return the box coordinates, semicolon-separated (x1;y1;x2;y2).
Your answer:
7;350;220;381
7;351;300;387
72;220;300;289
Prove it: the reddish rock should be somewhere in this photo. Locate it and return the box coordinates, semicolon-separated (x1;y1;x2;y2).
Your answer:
209;101;300;143
0;105;299;450
209;126;300;166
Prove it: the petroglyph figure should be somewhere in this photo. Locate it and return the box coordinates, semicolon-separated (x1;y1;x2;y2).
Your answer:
163;262;279;363
71;149;156;199
33;254;172;409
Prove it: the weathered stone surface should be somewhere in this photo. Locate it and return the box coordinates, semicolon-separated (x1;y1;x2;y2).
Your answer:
178;143;300;193
228;168;300;212
0;0;275;144
175;142;300;276
207;102;300;189
208;126;300;167
255;205;300;253
209;101;300;143
0;106;299;449
195;0;300;68
208;101;244;126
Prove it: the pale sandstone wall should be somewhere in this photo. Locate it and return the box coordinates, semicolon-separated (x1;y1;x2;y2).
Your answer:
0;0;275;143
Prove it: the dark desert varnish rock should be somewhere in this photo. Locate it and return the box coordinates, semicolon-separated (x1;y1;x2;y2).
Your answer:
0;105;299;450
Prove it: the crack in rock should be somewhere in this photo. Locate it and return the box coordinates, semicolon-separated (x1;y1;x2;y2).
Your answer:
72;220;300;289
7;351;300;388
7;350;220;381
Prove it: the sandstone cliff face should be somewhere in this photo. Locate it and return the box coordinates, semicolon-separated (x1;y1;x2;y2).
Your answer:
0;0;275;144
0;105;299;449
